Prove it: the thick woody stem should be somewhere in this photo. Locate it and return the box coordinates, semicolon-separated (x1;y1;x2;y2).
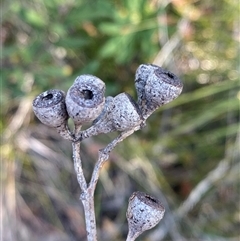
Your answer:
81;191;98;241
72;125;87;191
72;135;97;240
72;141;87;191
72;131;97;241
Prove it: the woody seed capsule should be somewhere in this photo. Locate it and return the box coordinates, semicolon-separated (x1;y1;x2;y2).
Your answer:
79;93;143;140
32;89;73;140
32;89;68;128
66;75;106;126
126;191;165;241
135;64;183;120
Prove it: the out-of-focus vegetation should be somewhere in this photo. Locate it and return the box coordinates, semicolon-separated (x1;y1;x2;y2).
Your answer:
2;0;239;240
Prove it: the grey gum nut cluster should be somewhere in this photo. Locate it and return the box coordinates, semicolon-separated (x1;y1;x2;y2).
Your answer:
32;64;183;140
32;63;183;241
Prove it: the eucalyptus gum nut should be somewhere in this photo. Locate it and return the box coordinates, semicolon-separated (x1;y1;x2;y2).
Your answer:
79;94;142;140
126;192;165;240
145;67;183;109
92;96;114;125
66;75;106;125
135;64;159;107
111;93;142;131
32;89;68;128
79;97;115;140
135;64;183;119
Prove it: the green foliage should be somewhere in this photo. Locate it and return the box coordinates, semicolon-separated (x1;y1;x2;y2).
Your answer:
2;0;239;240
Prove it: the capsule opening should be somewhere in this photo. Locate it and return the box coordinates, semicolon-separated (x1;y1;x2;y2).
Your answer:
82;90;93;100
42;93;53;101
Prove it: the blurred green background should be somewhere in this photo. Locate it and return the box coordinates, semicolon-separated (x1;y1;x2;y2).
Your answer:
2;0;239;240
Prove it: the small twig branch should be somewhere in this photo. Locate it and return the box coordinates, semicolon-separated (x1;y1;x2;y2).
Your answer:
89;129;137;194
72;141;87;191
72;125;87;191
72;125;98;241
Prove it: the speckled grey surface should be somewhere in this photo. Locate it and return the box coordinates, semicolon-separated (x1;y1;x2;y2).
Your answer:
32;89;68;128
135;64;159;110
66;75;106;125
127;191;165;236
135;64;183;119
80;93;143;140
111;93;142;131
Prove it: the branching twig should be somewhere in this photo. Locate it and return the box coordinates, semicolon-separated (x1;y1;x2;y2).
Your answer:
90;129;137;192
32;64;183;241
72;141;87;191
